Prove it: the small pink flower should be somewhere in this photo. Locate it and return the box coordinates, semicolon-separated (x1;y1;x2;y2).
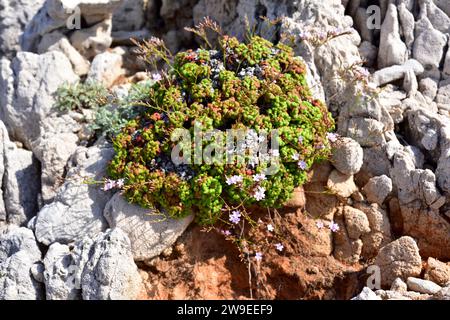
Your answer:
255;252;263;261
103;179;116;191
229;210;241;224
329;221;340;233
327;132;338;143
253;186;266;201
355;66;370;78
226;175;243;185
253;174;266;182
298;160;307;170
221;230;231;236
116;178;125;189
316;221;324;229
275;243;284;252
299;30;311;40
152;73;162;82
317;31;328;40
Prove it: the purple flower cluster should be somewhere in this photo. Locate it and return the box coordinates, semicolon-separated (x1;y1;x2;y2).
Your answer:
103;179;125;191
255;252;263;261
152;73;162;82
253;173;266;182
221;229;231;236
297;160;307;170
329;222;340;233
355;66;370;79
229;210;241;224
253;186;266;201
316;221;324;229
326;132;338;143
316;220;340;233
226;175;243;185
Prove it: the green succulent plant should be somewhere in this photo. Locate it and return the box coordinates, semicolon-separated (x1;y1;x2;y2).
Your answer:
107;34;335;225
54;80;109;112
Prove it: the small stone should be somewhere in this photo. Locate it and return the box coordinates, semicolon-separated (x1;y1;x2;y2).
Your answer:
404;145;425;168
87;51;124;88
419;78;438;100
343;206;371;239
403;69;418;96
391;278;408;292
374;236;422;287
421;0;450;33
351;287;382;300
162;247;173;258
359;146;391;181
378;4;408;68
35;144;114;245
331;137;363;175
81;228;144;300
398;3;415;51
327;170;358;198
0;0;45;57
38;31;90;76
351;191;365;202
174;243;185;257
30;262;45;283
138;270;149;282
424;257;450;286
0;226;43;300
346;118;385;147
413;22;447;69
407;277;442;295
70;19;113;60
359;41;377;68
113;0;145;31
285;186;306;208
103;193;193;261
362;175;393;205
358;203;392;258
3;141;40;226
372;59;424;87
434;286;450;300
430;196;446;210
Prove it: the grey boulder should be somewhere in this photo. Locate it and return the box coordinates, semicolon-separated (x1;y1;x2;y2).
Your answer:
43;228;143;300
34;143;114;245
331;137;363;175
0;226;43;300
104;193;194;261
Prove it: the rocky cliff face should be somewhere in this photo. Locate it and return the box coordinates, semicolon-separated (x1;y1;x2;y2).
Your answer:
0;0;449;300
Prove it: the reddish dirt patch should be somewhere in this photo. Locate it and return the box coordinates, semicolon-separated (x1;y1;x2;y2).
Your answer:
139;206;362;300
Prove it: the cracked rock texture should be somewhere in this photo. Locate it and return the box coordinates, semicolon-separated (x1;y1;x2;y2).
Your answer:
0;0;450;301
103;193;194;261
